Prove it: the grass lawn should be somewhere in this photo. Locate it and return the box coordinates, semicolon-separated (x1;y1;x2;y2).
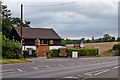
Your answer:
0;59;32;64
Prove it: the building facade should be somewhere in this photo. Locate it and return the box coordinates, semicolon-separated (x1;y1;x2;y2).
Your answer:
10;27;62;56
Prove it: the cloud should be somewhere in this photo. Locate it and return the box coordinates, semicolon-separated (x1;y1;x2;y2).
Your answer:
3;1;118;39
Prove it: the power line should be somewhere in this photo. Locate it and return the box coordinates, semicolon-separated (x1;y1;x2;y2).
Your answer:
25;2;79;7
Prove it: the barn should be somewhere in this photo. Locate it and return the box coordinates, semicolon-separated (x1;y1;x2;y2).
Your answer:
10;27;62;56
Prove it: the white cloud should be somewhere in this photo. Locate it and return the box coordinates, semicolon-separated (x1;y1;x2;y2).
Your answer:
2;1;118;39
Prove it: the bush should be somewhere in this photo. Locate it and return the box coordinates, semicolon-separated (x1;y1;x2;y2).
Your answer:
23;49;36;57
2;35;21;59
113;44;120;50
51;48;98;57
61;39;66;46
51;49;59;57
113;44;120;56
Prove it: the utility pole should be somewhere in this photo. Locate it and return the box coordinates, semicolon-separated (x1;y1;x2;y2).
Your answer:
21;4;23;58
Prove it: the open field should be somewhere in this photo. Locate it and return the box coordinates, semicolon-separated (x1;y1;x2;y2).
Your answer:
67;42;119;54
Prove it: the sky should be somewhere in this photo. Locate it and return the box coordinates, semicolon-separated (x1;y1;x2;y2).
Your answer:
3;0;119;39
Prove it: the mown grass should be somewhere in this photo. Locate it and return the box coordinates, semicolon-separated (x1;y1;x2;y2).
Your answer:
0;59;32;64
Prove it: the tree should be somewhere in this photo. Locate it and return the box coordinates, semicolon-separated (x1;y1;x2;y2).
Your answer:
1;5;13;38
1;4;31;38
111;37;115;42
61;39;66;46
117;37;120;42
103;34;112;42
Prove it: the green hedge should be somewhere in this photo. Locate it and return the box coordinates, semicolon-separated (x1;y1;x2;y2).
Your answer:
113;44;120;56
51;48;98;57
2;35;21;59
23;50;36;57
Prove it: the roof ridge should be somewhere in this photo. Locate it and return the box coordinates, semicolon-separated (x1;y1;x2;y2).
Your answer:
14;27;53;30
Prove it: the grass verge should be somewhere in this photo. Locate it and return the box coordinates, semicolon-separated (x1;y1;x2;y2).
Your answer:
0;59;32;64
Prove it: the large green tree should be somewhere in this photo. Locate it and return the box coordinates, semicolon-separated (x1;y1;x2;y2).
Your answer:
103;34;112;42
1;4;30;38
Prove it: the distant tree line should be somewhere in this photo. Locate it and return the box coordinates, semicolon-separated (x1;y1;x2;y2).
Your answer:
64;34;120;44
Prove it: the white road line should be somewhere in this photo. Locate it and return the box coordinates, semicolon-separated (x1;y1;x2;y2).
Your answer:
17;69;22;72
81;77;88;80
45;66;52;68
94;69;109;76
114;66;119;69
32;67;39;70
94;69;106;73
2;69;14;72
111;66;120;69
85;73;92;76
2;71;15;74
63;76;78;79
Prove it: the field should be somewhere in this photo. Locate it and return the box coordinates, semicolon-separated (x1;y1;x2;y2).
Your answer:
67;42;119;54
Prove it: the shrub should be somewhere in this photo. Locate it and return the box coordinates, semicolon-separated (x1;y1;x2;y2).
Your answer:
51;49;59;57
51;48;98;57
32;50;36;57
113;44;120;50
2;35;21;59
23;49;36;57
61;39;66;46
113;44;120;56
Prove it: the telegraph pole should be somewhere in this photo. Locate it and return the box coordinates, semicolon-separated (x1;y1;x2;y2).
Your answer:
21;4;23;58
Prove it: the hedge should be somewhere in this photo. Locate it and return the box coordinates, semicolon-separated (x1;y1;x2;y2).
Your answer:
2;35;21;59
51;48;98;57
23;50;36;57
113;44;120;56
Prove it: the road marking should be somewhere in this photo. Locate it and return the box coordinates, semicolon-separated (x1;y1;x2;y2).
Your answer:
32;67;39;70
2;71;15;74
2;69;14;72
45;66;52;68
94;69;106;73
63;76;78;79
85;73;92;76
114;66;119;69
114;66;120;69
94;69;109;76
81;77;88;80
17;69;22;72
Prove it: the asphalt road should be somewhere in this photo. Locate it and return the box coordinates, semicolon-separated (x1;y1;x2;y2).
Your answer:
2;57;120;80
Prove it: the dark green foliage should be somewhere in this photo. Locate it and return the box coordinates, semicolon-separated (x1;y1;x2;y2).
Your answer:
23;49;36;57
1;4;30;38
116;37;120;42
32;50;36;57
51;48;98;57
51;49;59;57
65;34;117;44
113;44;120;56
2;35;21;59
113;44;120;50
61;39;66;46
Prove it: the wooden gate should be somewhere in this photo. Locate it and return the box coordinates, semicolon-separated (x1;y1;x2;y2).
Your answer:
36;46;49;57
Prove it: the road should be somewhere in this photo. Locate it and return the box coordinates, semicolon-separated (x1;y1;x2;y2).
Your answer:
2;57;120;80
